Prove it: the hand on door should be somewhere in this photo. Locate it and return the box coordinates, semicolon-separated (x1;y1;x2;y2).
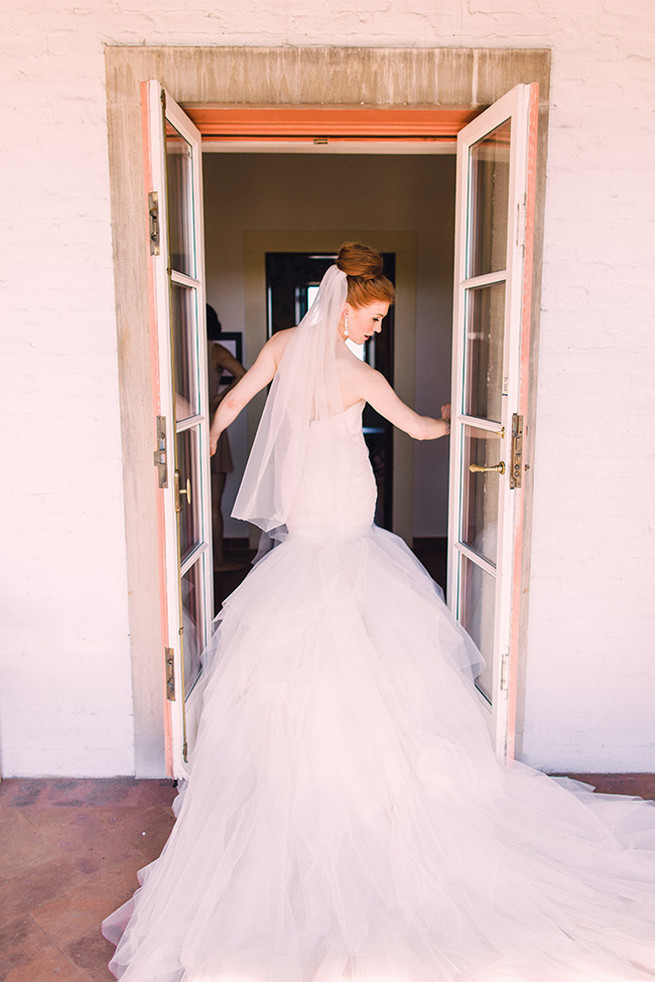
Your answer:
441;403;451;434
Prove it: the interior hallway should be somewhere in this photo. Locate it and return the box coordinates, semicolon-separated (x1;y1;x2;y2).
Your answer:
2;774;654;981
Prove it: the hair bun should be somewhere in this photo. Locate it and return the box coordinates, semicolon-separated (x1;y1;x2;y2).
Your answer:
336;242;384;280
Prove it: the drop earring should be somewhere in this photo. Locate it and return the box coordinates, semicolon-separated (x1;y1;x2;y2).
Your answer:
343;314;349;338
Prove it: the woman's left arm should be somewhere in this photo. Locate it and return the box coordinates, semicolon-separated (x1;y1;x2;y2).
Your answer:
359;367;450;441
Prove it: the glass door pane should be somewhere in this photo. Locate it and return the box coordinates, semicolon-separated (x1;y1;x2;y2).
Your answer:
181;557;206;695
462;426;502;567
464;282;506;422
166;122;196;278
467;119;511;278
459;555;496;703
176;426;202;564
171;284;199;419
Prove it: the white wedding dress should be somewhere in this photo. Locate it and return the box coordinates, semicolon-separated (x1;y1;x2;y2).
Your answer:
104;397;655;982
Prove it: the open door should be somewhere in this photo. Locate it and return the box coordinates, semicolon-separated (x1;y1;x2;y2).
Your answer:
447;84;538;757
143;81;214;777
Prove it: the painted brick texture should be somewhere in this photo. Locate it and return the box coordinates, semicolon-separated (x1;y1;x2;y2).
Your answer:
1;0;653;773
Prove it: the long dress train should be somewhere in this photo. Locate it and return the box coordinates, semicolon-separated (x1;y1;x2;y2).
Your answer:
103;400;655;981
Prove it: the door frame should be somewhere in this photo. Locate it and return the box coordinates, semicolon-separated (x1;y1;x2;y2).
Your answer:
105;45;551;776
143;82;215;777
447;84;539;755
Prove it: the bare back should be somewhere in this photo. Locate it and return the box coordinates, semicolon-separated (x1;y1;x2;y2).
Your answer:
273;327;377;410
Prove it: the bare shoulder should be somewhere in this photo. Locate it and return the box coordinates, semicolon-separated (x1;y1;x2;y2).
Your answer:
267;327;296;366
342;351;381;386
358;363;393;401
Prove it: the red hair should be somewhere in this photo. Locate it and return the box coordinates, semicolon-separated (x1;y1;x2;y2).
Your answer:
336;242;395;309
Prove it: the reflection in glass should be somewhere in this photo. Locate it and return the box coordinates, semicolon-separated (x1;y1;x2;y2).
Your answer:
464;282;505;422
460;556;496;704
171;284;199;419
176;428;201;563
468;119;511;278
462;427;501;566
166;123;195;277
181;559;204;695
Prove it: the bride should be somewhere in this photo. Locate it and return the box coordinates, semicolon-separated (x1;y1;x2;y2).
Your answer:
104;243;655;981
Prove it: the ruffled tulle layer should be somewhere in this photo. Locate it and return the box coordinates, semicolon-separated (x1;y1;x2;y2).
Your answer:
103;527;655;981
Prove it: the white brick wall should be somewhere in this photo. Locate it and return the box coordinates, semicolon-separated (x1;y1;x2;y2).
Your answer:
1;0;653;774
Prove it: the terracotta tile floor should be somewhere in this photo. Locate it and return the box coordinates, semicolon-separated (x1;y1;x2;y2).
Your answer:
1;774;654;981
0;778;176;981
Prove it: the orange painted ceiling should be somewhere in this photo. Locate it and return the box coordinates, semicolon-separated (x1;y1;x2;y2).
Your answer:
182;105;480;143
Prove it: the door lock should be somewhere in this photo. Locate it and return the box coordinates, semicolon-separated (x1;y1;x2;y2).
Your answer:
148;191;160;256
510;414;524;489
164;647;175;701
153;415;168;488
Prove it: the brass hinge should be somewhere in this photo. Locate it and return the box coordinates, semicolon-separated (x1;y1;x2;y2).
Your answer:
510;413;523;489
153;415;167;488
500;646;510;692
165;647;175;701
148;191;160;255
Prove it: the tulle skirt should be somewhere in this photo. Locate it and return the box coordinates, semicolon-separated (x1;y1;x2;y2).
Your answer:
103;526;655;981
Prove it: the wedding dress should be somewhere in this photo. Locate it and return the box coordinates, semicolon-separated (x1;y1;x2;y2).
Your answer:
103;269;655;981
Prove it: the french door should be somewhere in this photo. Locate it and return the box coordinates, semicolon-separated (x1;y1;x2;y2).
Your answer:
143;81;214;777
447;84;538;757
141;81;537;772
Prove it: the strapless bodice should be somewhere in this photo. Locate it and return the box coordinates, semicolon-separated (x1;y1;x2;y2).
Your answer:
285;400;377;538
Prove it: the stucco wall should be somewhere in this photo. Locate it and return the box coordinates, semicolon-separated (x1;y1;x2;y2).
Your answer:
1;0;653;775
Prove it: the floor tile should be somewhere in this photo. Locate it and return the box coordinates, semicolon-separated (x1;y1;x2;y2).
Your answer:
0;779;48;808
0;778;176;811
64;931;117;980
32;868;141;946
108;803;176;858
16;806;141;874
0;856;87;929
0;915;82;981
560;773;655;801
0;809;54;879
3;943;85;981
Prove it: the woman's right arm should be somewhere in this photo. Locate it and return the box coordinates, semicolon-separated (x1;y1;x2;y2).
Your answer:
209;331;290;454
209;344;248;415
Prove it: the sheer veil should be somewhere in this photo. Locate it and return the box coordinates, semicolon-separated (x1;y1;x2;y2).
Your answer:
232;264;348;541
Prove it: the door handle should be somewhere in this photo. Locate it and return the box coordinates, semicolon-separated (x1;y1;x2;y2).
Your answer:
174;470;192;512
469;462;506;475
